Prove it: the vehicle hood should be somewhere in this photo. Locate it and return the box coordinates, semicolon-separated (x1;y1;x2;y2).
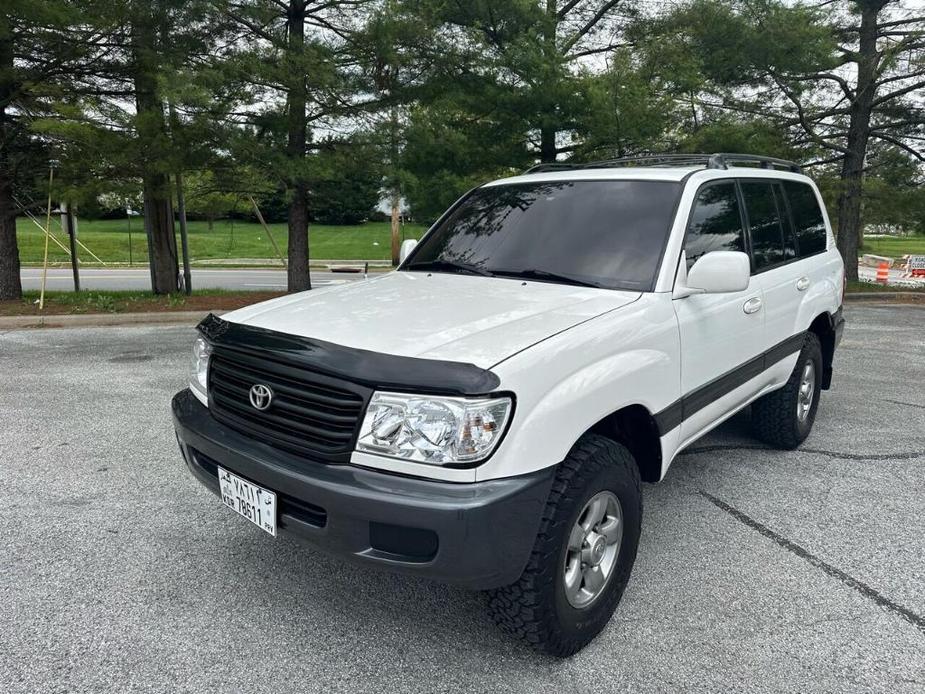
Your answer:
221;272;640;368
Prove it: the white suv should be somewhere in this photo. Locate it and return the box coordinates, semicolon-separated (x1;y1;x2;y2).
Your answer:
172;153;845;656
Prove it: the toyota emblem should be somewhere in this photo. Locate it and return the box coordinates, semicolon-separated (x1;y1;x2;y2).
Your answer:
249;384;274;411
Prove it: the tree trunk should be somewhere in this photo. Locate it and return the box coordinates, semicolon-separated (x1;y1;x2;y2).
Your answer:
0;15;21;300
835;2;881;282
140;178;179;293
286;0;310;292
539;125;557;163
388;106;401;266
836;151;864;281
539;0;559;164
0;171;18;301
132;22;178;294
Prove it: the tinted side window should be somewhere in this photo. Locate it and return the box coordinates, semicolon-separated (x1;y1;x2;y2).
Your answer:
741;181;786;271
777;184;798;261
684;182;745;270
784;181;827;257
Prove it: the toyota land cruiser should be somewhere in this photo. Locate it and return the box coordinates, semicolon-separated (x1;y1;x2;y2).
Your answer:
172;153;845;656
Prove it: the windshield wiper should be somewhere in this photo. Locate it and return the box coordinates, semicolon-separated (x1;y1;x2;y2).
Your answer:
491;268;603;288
404;259;495;277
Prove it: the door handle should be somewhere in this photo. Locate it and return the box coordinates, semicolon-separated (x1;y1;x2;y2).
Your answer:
743;297;762;314
796;276;810;291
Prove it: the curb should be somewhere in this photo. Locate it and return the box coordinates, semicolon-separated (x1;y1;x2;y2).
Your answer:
844;292;924;303
0;310;225;330
4;294;922;330
21;261;394;269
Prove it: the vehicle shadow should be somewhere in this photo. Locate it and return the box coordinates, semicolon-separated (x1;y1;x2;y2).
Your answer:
187;415;753;676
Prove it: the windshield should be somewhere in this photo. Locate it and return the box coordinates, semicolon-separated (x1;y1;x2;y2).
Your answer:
403;180;682;291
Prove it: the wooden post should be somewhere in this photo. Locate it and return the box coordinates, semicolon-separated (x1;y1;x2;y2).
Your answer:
127;209;133;266
175;170;192;295
249;195;286;267
38;166;55;311
63;203;80;292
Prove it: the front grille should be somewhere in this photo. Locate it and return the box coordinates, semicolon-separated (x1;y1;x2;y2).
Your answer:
208;345;370;463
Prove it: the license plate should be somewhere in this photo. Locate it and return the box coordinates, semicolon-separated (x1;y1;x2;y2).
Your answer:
218;467;277;536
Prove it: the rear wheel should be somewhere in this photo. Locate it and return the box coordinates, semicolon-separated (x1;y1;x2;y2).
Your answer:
752;332;823;449
486;435;642;657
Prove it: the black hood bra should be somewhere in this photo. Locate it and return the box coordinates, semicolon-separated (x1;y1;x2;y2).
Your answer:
197;313;502;397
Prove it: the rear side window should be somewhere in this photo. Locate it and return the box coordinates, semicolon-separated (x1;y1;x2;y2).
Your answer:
741;181;787;271
684;182;745;269
784;181;827;257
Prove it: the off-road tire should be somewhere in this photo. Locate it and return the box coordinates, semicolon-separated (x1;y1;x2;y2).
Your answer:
752;332;823;449
486;435;642;657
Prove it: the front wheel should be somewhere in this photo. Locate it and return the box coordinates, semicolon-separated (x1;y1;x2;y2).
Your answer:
486;435;642;657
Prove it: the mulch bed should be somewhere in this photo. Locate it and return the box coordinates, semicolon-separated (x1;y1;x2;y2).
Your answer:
0;292;285;317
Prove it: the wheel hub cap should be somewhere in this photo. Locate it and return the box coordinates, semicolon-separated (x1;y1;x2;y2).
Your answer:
583;533;606;566
563;491;623;609
797;360;815;423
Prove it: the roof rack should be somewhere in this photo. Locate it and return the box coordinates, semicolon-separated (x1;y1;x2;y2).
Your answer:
524;153;802;175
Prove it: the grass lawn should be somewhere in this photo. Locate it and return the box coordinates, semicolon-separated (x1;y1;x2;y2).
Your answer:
860;236;925;260
16;217;428;265
0;289;284;316
846;280;924;293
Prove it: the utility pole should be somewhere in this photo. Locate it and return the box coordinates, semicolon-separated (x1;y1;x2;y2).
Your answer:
62;202;80;292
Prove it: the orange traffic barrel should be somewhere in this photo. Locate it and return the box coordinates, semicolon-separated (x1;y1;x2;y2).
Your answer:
876;261;889;284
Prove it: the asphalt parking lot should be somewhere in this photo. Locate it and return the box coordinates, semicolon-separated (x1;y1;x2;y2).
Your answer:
1;303;923;693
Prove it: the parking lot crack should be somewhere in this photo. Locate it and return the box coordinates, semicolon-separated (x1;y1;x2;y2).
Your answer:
799;447;925;461
682;444;772;455
698;490;925;637
682;443;925;461
884;399;925;411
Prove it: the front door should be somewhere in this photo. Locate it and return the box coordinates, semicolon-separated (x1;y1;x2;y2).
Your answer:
673;180;766;442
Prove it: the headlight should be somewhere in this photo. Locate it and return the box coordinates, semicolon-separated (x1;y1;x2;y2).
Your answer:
189;337;212;400
356;392;512;465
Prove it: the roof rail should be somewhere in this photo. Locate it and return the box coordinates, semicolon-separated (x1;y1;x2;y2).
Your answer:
708;153;802;173
523;153;802;175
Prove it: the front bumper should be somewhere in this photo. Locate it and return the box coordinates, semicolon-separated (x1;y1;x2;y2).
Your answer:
172;389;554;590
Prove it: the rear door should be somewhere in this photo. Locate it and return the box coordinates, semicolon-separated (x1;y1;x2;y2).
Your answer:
739;179;804;354
782;179;834;299
673;180;767;442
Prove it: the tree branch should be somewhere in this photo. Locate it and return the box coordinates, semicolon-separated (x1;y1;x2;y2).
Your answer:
803;154;845;168
557;0;583;19
877;16;925;30
225;9;282;46
869;132;925;161
566;42;630;60
872;76;925;107
792;72;855;100
770;73;849;153
562;0;622;53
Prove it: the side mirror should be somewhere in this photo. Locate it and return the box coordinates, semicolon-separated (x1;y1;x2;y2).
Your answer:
679;251;751;297
399;239;418;264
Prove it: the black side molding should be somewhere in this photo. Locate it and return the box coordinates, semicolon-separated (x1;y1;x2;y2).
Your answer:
654;331;807;435
197;313;502;396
